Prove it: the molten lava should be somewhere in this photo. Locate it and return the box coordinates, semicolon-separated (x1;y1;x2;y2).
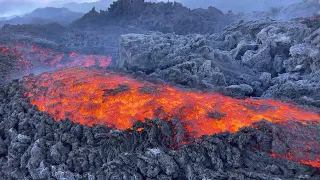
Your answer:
25;67;320;138
271;152;320;168
24;67;320;168
64;52;112;68
0;44;112;71
297;15;320;23
297;15;320;30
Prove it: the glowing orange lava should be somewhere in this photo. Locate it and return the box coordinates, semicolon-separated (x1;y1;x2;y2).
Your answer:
0;44;112;71
0;44;31;72
298;15;320;23
25;67;320;138
269;121;320;168
270;152;320;168
29;45;112;68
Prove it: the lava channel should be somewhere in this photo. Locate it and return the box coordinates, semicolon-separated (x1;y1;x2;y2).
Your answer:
25;67;320;137
24;67;320;168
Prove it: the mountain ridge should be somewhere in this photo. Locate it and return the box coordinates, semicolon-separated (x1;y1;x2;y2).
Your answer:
72;0;235;35
0;7;84;28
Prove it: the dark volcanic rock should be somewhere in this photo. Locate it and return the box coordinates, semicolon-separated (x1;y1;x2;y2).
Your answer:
117;19;320;107
118;32;254;90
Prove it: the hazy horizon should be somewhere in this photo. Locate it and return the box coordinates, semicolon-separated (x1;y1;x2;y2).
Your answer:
0;0;100;17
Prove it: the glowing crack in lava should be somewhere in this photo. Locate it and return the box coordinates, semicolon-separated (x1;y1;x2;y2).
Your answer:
25;67;320;136
268;120;320;168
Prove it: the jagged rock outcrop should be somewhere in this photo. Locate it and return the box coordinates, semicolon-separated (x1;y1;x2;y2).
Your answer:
118;19;320;105
118;32;254;93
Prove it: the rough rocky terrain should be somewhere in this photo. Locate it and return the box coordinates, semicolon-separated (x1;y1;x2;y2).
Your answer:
2;16;320;107
0;1;320;179
0;80;319;179
0;23;150;83
0;23;150;57
118;19;320;107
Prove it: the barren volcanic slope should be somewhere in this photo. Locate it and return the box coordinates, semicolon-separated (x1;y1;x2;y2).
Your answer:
0;0;320;180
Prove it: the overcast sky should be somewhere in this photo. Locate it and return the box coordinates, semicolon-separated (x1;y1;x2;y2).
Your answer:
0;0;303;17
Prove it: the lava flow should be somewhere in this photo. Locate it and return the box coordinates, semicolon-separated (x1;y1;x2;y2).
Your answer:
297;14;320;23
25;67;320;137
0;44;112;71
25;67;320;168
0;45;32;72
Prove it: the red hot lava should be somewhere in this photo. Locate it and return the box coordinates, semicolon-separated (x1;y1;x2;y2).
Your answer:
28;45;112;68
25;67;320;134
297;15;320;23
25;67;320;167
269;120;320;168
64;52;111;68
0;44;112;72
0;45;32;72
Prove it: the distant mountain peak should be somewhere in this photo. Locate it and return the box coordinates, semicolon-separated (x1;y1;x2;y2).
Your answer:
0;7;84;28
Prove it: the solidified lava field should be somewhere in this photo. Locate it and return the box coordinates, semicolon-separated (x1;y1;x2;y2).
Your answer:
1;0;320;180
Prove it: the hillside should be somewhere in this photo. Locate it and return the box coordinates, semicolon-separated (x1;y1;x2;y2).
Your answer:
72;0;235;35
0;7;84;27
